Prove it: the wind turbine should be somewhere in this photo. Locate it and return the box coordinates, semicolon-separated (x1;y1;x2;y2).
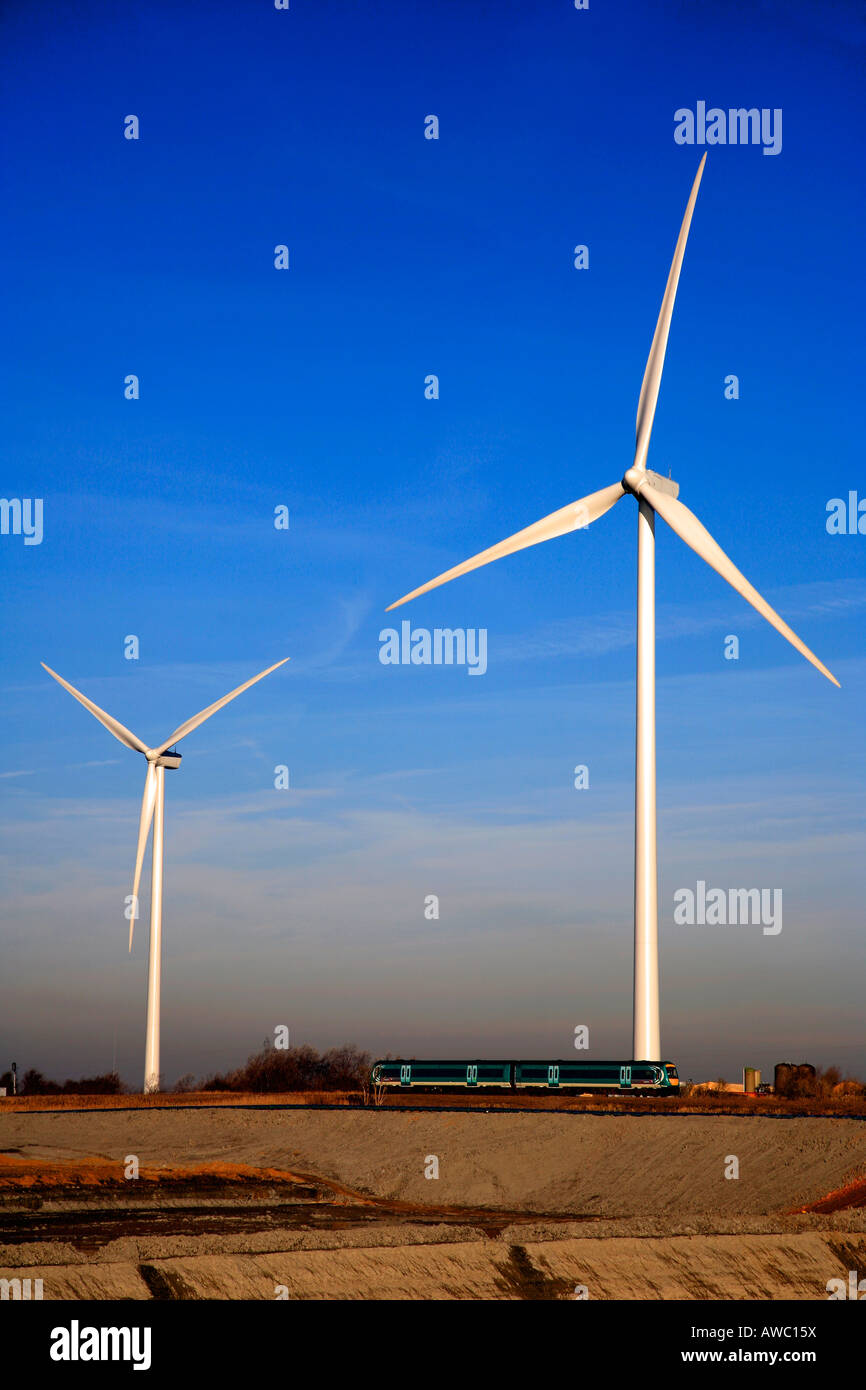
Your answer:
42;657;289;1092
387;156;839;1062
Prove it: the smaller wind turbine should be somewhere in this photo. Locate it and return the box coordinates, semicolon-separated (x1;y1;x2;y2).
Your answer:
42;657;289;1092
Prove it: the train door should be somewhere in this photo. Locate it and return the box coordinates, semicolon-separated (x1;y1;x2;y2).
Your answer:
619;1065;632;1088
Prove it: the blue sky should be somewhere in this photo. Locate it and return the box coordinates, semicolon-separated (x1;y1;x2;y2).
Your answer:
1;0;864;1087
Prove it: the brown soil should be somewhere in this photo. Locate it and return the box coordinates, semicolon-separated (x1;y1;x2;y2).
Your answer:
4;1107;865;1300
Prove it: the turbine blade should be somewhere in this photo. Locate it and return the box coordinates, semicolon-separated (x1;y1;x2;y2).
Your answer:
150;657;290;756
41;663;149;755
633;155;706;472
638;480;840;687
386;481;626;610
129;762;158;952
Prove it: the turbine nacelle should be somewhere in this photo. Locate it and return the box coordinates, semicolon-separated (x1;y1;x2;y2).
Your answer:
147;749;182;768
622;467;680;501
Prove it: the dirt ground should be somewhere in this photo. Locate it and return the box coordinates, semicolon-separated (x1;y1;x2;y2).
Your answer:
2;1105;865;1299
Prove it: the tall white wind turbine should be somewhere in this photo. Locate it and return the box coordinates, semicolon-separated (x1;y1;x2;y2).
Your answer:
387;156;839;1062
42;657;290;1092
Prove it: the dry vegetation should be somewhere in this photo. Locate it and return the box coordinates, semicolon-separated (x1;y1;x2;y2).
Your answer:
3;1087;866;1117
1;1043;370;1100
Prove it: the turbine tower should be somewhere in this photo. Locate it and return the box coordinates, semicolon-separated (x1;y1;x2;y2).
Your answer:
387;157;838;1061
42;657;289;1092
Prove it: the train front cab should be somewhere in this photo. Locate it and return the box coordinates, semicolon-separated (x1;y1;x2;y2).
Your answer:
513;1060;679;1093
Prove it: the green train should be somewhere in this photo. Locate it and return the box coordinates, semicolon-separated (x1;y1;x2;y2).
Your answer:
370;1059;679;1094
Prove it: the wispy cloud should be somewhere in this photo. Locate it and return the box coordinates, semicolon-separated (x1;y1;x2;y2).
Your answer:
494;579;866;663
